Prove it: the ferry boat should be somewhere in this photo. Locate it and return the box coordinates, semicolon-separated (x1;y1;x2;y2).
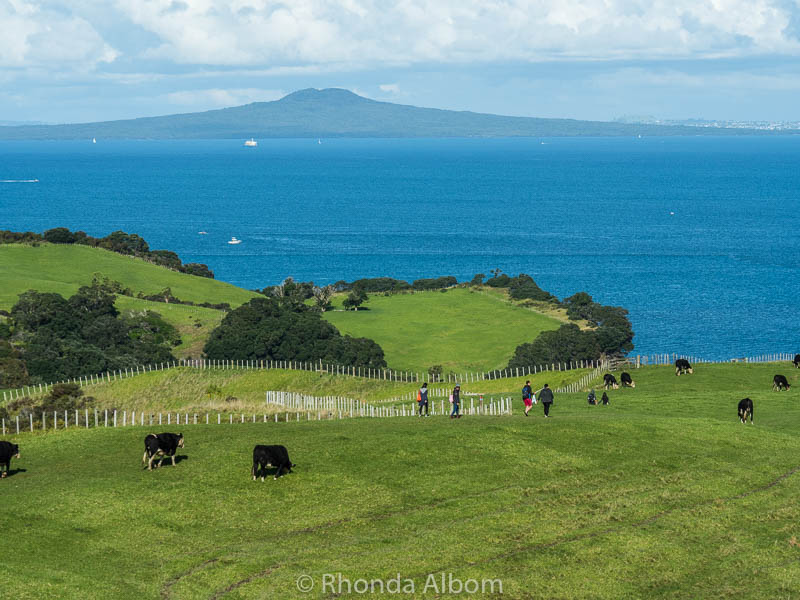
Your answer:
228;237;242;245
244;138;258;147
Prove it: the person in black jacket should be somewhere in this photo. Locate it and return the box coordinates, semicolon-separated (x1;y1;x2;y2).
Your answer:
538;383;554;417
450;385;461;419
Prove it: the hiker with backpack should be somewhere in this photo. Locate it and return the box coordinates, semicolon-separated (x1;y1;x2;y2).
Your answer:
418;382;430;417
450;384;461;419
522;380;535;416
587;389;597;405
538;383;554;417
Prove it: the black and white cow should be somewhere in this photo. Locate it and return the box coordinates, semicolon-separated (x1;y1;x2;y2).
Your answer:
793;354;800;368
738;398;754;424
0;441;20;478
252;445;295;481
773;375;791;392
142;433;184;470
675;359;693;376
603;373;619;390
620;372;635;388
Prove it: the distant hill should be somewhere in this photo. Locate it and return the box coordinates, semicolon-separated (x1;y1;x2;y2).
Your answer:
0;88;789;140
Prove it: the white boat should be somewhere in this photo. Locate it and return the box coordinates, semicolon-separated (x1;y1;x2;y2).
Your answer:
198;231;208;235
228;237;242;245
317;139;322;145
92;137;96;144
244;138;258;147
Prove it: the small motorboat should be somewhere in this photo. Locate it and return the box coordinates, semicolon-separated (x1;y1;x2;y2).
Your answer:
228;237;242;245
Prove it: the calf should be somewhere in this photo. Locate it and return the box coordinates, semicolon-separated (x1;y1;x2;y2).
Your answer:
773;375;791;392
0;441;20;478
252;445;295;481
738;398;754;424
603;373;619;390
142;433;184;471
620;372;635;388
675;359;693;376
793;354;800;368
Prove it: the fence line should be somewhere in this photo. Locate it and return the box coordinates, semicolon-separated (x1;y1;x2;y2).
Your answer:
0;392;514;436
1;357;606;407
4;352;797;408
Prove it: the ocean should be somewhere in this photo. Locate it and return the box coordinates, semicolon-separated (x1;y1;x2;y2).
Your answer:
1;136;799;359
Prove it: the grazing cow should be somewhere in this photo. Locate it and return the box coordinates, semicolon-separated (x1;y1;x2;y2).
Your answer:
0;441;20;478
603;373;619;390
738;398;754;424
142;433;184;470
773;375;791;392
252;445;295;481
620;372;635;388
675;359;693;376
793;354;800;368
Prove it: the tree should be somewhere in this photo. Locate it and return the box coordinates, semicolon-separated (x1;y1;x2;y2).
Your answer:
508;274;556;302
312;285;334;312
469;273;485;286
508;324;601;368
342;288;368;311
428;364;443;382
43;227;76;244
203;297;386;368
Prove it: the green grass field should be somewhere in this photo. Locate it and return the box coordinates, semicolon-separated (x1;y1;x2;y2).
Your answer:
0;243;260;309
2;363;799;599
324;289;562;373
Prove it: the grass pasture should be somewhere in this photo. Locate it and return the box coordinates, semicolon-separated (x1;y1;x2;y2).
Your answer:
0;243;260;310
324;288;562;374
2;362;800;598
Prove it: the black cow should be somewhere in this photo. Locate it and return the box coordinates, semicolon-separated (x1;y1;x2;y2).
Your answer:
620;372;635;388
738;398;754;424
142;433;184;470
773;375;791;391
793;354;800;368
675;359;693;376
0;441;20;478
252;445;295;481
603;374;619;390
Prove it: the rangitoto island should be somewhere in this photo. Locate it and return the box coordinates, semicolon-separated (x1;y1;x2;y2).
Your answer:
0;88;795;140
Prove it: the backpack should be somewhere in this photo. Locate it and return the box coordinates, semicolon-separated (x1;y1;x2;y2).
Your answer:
417;390;422;402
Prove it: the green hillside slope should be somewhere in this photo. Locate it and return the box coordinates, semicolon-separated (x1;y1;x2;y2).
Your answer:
0;243;259;309
323;288;562;373
2;362;799;599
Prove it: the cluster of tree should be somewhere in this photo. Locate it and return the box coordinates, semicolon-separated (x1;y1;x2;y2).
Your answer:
0;383;96;423
0;281;179;385
203;296;386;368
507;292;634;368
0;228;215;279
480;271;558;302
331;276;459;293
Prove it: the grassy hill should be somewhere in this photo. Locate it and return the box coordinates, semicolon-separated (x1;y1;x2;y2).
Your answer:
0;243;259;309
1;362;799;599
0;243;260;358
323;288;562;373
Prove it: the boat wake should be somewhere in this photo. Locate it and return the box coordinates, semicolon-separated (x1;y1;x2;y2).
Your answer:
1;179;39;183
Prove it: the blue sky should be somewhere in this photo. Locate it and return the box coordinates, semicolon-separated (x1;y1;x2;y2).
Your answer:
2;0;800;124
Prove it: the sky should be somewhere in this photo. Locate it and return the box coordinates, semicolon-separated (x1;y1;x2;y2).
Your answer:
1;0;800;124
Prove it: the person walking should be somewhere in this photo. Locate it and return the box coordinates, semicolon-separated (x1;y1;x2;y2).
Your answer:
450;384;461;419
418;382;429;417
538;383;554;417
522;380;534;416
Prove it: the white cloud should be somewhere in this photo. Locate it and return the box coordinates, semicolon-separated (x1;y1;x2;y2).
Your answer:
0;1;117;69
379;83;400;93
164;87;285;107
108;0;800;68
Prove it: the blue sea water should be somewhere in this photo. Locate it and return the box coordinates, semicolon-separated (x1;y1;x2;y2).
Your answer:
1;136;799;359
